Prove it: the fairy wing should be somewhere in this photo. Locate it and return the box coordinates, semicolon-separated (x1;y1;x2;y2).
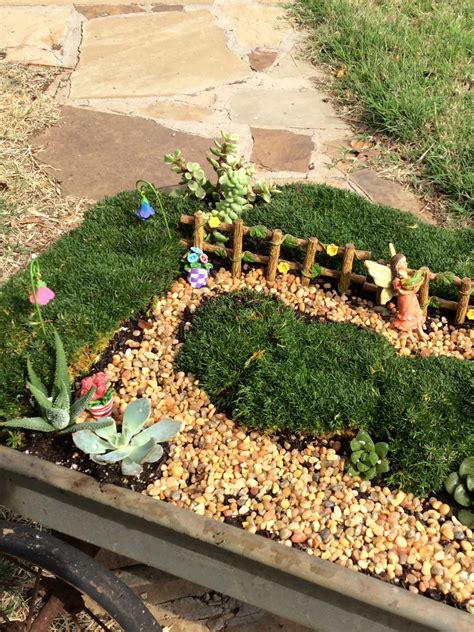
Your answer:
364;260;394;305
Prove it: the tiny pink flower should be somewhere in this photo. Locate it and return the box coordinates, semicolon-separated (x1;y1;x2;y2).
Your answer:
81;372;110;399
200;253;209;264
94;381;109;399
80;376;94;397
29;286;55;306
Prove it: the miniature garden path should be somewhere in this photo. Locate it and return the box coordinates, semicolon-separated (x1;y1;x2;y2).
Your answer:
0;0;433;222
78;269;471;621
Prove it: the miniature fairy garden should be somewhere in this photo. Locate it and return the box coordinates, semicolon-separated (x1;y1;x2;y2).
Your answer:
0;134;473;612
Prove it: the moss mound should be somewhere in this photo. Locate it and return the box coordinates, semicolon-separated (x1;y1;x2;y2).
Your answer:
176;291;473;495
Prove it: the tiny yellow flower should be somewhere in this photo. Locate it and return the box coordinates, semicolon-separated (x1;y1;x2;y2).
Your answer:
278;261;290;274
467;308;474;320
326;243;339;257
208;216;220;228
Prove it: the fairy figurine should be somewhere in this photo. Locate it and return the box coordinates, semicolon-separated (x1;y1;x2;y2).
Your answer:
365;244;427;341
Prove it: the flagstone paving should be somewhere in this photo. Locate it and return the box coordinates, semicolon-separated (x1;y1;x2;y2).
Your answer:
0;0;429;218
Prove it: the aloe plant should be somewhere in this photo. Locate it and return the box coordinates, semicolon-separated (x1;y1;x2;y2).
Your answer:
444;456;474;528
346;430;390;481
72;399;183;476
0;331;111;435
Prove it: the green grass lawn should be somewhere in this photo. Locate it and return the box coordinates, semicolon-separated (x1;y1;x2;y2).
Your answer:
291;0;474;219
176;291;474;495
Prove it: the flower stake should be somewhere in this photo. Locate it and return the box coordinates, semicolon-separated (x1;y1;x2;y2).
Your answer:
326;243;339;257
80;372;115;418
28;259;55;335
135;180;172;239
183;247;213;289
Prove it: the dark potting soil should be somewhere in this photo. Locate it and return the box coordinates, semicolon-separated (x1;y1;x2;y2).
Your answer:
91;313;154;374
24;432;167;493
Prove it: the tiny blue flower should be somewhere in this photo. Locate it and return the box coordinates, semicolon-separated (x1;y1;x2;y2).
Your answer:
136;197;155;220
187;252;199;263
190;246;203;255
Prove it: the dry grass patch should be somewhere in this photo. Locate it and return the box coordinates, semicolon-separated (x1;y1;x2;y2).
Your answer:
0;64;89;282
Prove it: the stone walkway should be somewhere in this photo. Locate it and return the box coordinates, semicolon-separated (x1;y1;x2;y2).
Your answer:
0;0;429;219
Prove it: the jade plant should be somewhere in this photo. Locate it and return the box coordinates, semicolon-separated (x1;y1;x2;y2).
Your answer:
165;132;280;244
444;457;474;528
346;430;390;480
0;331;111;435
72;398;183;476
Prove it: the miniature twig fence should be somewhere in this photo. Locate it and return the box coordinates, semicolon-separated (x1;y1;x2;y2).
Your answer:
180;212;473;324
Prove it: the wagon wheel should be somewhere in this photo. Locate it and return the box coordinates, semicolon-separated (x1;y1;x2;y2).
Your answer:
0;521;161;632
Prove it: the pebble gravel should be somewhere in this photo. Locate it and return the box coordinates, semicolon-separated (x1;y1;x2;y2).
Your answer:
99;268;473;610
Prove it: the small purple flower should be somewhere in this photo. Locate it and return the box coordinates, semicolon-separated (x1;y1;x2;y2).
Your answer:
136;195;155;220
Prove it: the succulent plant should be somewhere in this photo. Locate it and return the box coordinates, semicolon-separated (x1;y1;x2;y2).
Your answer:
444;456;474;528
346;430;390;481
165;132;280;244
72;399;183;476
0;331;111;435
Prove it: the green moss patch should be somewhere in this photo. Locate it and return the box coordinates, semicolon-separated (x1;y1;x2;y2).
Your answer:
0;191;192;419
0;182;472;490
242;184;473;299
176;291;473;495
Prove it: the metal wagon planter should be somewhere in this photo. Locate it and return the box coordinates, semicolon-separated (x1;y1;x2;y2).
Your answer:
0;446;471;632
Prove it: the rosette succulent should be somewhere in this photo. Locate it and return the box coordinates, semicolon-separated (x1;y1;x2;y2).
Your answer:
346;430;390;481
0;331;111;435
445;457;474;528
73;398;183;476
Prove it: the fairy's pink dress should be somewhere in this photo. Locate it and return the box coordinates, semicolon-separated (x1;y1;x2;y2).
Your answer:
392;278;424;332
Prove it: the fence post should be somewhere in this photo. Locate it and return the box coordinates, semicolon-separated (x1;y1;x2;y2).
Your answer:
232;219;244;279
267;229;283;286
455;277;472;325
338;243;355;295
301;237;319;287
419;267;430;317
194;211;205;250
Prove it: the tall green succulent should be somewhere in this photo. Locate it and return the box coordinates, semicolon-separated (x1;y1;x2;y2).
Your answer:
165;132;280;244
72;398;183;476
445;457;474;528
346;430;390;481
0;331;112;435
